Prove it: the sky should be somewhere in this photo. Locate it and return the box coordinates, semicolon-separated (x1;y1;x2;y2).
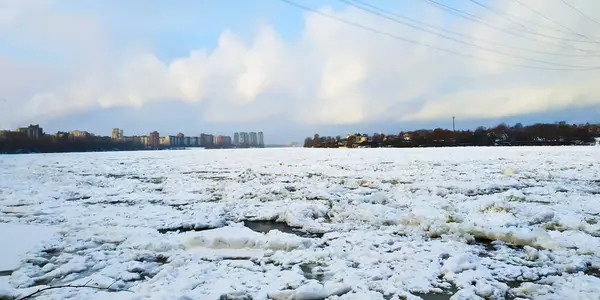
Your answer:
1;0;600;144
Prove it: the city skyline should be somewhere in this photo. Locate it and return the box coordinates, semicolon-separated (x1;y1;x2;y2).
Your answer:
0;124;267;149
110;128;266;148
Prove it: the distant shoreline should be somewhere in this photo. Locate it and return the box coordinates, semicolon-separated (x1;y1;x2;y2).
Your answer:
304;122;600;149
0;144;294;155
0;143;595;155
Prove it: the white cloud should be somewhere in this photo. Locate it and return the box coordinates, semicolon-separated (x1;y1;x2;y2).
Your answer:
405;76;600;121
1;0;600;129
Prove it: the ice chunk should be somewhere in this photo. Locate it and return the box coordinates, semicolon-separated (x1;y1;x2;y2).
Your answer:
450;287;485;300
268;281;351;300
268;290;294;300
467;226;557;250
500;166;517;176
441;254;478;275
181;226;312;251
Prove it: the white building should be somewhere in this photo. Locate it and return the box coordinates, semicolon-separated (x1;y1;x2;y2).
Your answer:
160;135;183;146
111;128;123;140
69;130;89;138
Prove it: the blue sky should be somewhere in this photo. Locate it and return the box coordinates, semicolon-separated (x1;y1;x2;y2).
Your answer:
1;0;599;143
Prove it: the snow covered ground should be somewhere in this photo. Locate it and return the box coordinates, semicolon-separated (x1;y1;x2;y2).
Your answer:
0;146;599;300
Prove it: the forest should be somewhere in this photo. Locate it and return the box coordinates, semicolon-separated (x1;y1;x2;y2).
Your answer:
304;122;600;148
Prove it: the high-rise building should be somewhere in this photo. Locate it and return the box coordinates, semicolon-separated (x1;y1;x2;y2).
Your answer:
112;128;123;140
25;124;43;139
258;132;264;147
233;132;239;146
249;132;258;147
211;135;232;146
162;135;185;146
239;132;249;146
149;131;160;148
222;136;232;146
200;133;214;147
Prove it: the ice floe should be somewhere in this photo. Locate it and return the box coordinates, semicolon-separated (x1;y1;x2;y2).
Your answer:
1;147;600;299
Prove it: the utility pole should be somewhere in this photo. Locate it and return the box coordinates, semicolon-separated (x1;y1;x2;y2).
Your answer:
452;116;455;132
452;116;457;146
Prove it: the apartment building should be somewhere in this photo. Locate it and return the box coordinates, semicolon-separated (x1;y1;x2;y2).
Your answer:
249;132;258;147
258;131;264;147
239;132;249;146
111;128;123;140
213;135;232;146
233;132;240;146
200;133;214;147
15;124;44;139
69;130;89;138
148;131;160;148
160;135;185;146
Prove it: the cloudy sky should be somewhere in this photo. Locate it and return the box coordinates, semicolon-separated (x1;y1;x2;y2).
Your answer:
1;0;599;143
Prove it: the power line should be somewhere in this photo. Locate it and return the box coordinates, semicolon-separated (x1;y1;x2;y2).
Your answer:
419;0;600;54
558;0;600;27
424;0;599;50
468;0;584;37
467;0;593;43
343;0;599;66
340;0;599;68
348;0;595;57
512;0;599;44
276;0;599;71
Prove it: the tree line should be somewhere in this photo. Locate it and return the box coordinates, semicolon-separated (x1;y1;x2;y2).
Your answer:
0;133;146;154
304;122;600;148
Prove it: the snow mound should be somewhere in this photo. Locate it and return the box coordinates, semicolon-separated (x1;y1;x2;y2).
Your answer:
181;226;313;251
511;273;600;299
268;281;351;300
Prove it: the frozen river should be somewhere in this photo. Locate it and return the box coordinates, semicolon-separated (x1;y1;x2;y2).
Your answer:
1;147;599;299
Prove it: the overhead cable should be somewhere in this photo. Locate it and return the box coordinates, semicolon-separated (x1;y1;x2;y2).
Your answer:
558;0;600;27
345;0;598;59
512;0;599;44
276;0;600;71
419;0;600;54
